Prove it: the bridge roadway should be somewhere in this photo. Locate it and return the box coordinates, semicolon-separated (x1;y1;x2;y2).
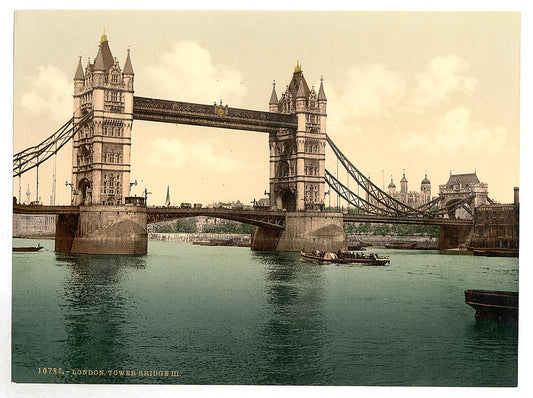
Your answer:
13;204;473;228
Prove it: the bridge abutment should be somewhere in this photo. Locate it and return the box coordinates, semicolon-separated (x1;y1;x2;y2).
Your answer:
438;224;473;250
251;212;347;252
55;205;147;255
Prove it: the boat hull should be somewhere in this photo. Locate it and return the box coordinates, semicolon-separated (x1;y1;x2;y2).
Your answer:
300;252;390;266
464;289;518;320
13;247;43;252
471;249;518;258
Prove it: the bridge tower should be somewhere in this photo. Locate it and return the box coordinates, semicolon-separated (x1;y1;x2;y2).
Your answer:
72;31;134;206
268;62;327;212
55;33;146;255
252;64;346;251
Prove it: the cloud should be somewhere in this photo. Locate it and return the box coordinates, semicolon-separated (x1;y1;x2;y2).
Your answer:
148;137;240;172
399;106;506;154
20;65;72;122
329;64;406;121
327;55;480;143
145;40;246;105
410;55;477;110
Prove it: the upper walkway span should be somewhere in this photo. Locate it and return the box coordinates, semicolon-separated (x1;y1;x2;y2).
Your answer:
133;96;297;133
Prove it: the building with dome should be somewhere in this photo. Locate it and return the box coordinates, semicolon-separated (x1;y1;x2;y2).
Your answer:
386;170;435;207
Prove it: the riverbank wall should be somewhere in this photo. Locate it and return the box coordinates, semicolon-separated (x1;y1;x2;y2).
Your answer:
348;234;438;249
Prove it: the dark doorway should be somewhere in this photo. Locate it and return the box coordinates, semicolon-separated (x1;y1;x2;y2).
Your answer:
281;189;296;212
78;178;91;205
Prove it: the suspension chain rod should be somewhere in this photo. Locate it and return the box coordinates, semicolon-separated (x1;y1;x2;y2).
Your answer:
325;169;398;216
13;112;93;177
326;135;424;216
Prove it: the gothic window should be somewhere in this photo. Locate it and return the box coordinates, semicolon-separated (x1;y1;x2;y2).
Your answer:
111;73;119;84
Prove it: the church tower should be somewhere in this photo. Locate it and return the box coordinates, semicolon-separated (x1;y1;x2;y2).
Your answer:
420;173;432;203
388;176;396;195
268;62;327;211
72;32;134;206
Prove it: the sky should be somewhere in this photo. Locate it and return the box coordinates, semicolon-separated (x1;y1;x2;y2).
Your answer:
11;10;521;206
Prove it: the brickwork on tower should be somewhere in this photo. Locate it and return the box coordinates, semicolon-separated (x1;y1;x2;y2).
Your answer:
268;62;327;212
72;32;134;206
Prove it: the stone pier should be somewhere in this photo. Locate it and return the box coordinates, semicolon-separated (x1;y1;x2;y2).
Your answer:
251;212;347;252
438;224;474;250
55;205;148;255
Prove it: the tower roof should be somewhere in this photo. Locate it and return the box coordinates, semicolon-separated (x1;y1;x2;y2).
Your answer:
99;34;115;70
94;46;106;71
445;172;480;188
288;61;310;99
269;81;278;105
296;76;307;98
388;177;396;189
123;49;134;75
74;57;85;80
400;170;407;182
421;173;431;185
94;32;115;71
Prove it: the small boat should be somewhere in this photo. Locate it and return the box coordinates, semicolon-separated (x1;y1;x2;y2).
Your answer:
464;289;518;320
471;249;519;258
13;244;43;252
385;241;417;249
300;250;390;266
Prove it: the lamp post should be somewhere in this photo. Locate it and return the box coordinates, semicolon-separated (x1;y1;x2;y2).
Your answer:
143;187;152;205
324;189;331;211
65;181;78;205
129;179;138;194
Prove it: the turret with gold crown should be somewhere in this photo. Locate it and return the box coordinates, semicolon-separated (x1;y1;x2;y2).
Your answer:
267;61;327;211
72;31;134;206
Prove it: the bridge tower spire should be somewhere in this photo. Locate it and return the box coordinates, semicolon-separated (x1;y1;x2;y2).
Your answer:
72;33;134;206
268;62;327;211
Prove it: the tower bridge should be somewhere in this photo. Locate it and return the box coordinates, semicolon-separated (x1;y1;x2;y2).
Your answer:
14;33;494;254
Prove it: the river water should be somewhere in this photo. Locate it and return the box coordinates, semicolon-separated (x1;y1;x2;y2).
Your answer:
12;238;518;386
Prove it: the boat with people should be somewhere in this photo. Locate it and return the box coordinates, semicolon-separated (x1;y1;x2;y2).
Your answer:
13;244;43;252
300;250;390;266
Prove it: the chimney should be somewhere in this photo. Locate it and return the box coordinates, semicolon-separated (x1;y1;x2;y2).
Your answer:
514;187;519;205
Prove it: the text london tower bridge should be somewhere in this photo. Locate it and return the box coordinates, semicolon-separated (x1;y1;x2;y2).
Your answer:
14;34;486;254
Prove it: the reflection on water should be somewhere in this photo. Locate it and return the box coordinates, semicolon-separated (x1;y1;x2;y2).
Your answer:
253;252;329;385
55;253;147;383
12;240;519;386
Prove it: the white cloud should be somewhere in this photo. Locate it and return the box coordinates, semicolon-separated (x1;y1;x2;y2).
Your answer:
329;64;406;121
148;137;240;173
149;137;187;168
145;40;246;105
400;106;506;154
20;65;72;122
410;55;477;110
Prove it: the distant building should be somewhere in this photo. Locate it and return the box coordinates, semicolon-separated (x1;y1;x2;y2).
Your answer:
386;170;434;207
469;187;519;252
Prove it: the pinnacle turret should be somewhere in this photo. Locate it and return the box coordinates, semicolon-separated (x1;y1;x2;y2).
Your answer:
123;48;134;75
74;56;85;80
269;81;278;105
318;76;327;101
